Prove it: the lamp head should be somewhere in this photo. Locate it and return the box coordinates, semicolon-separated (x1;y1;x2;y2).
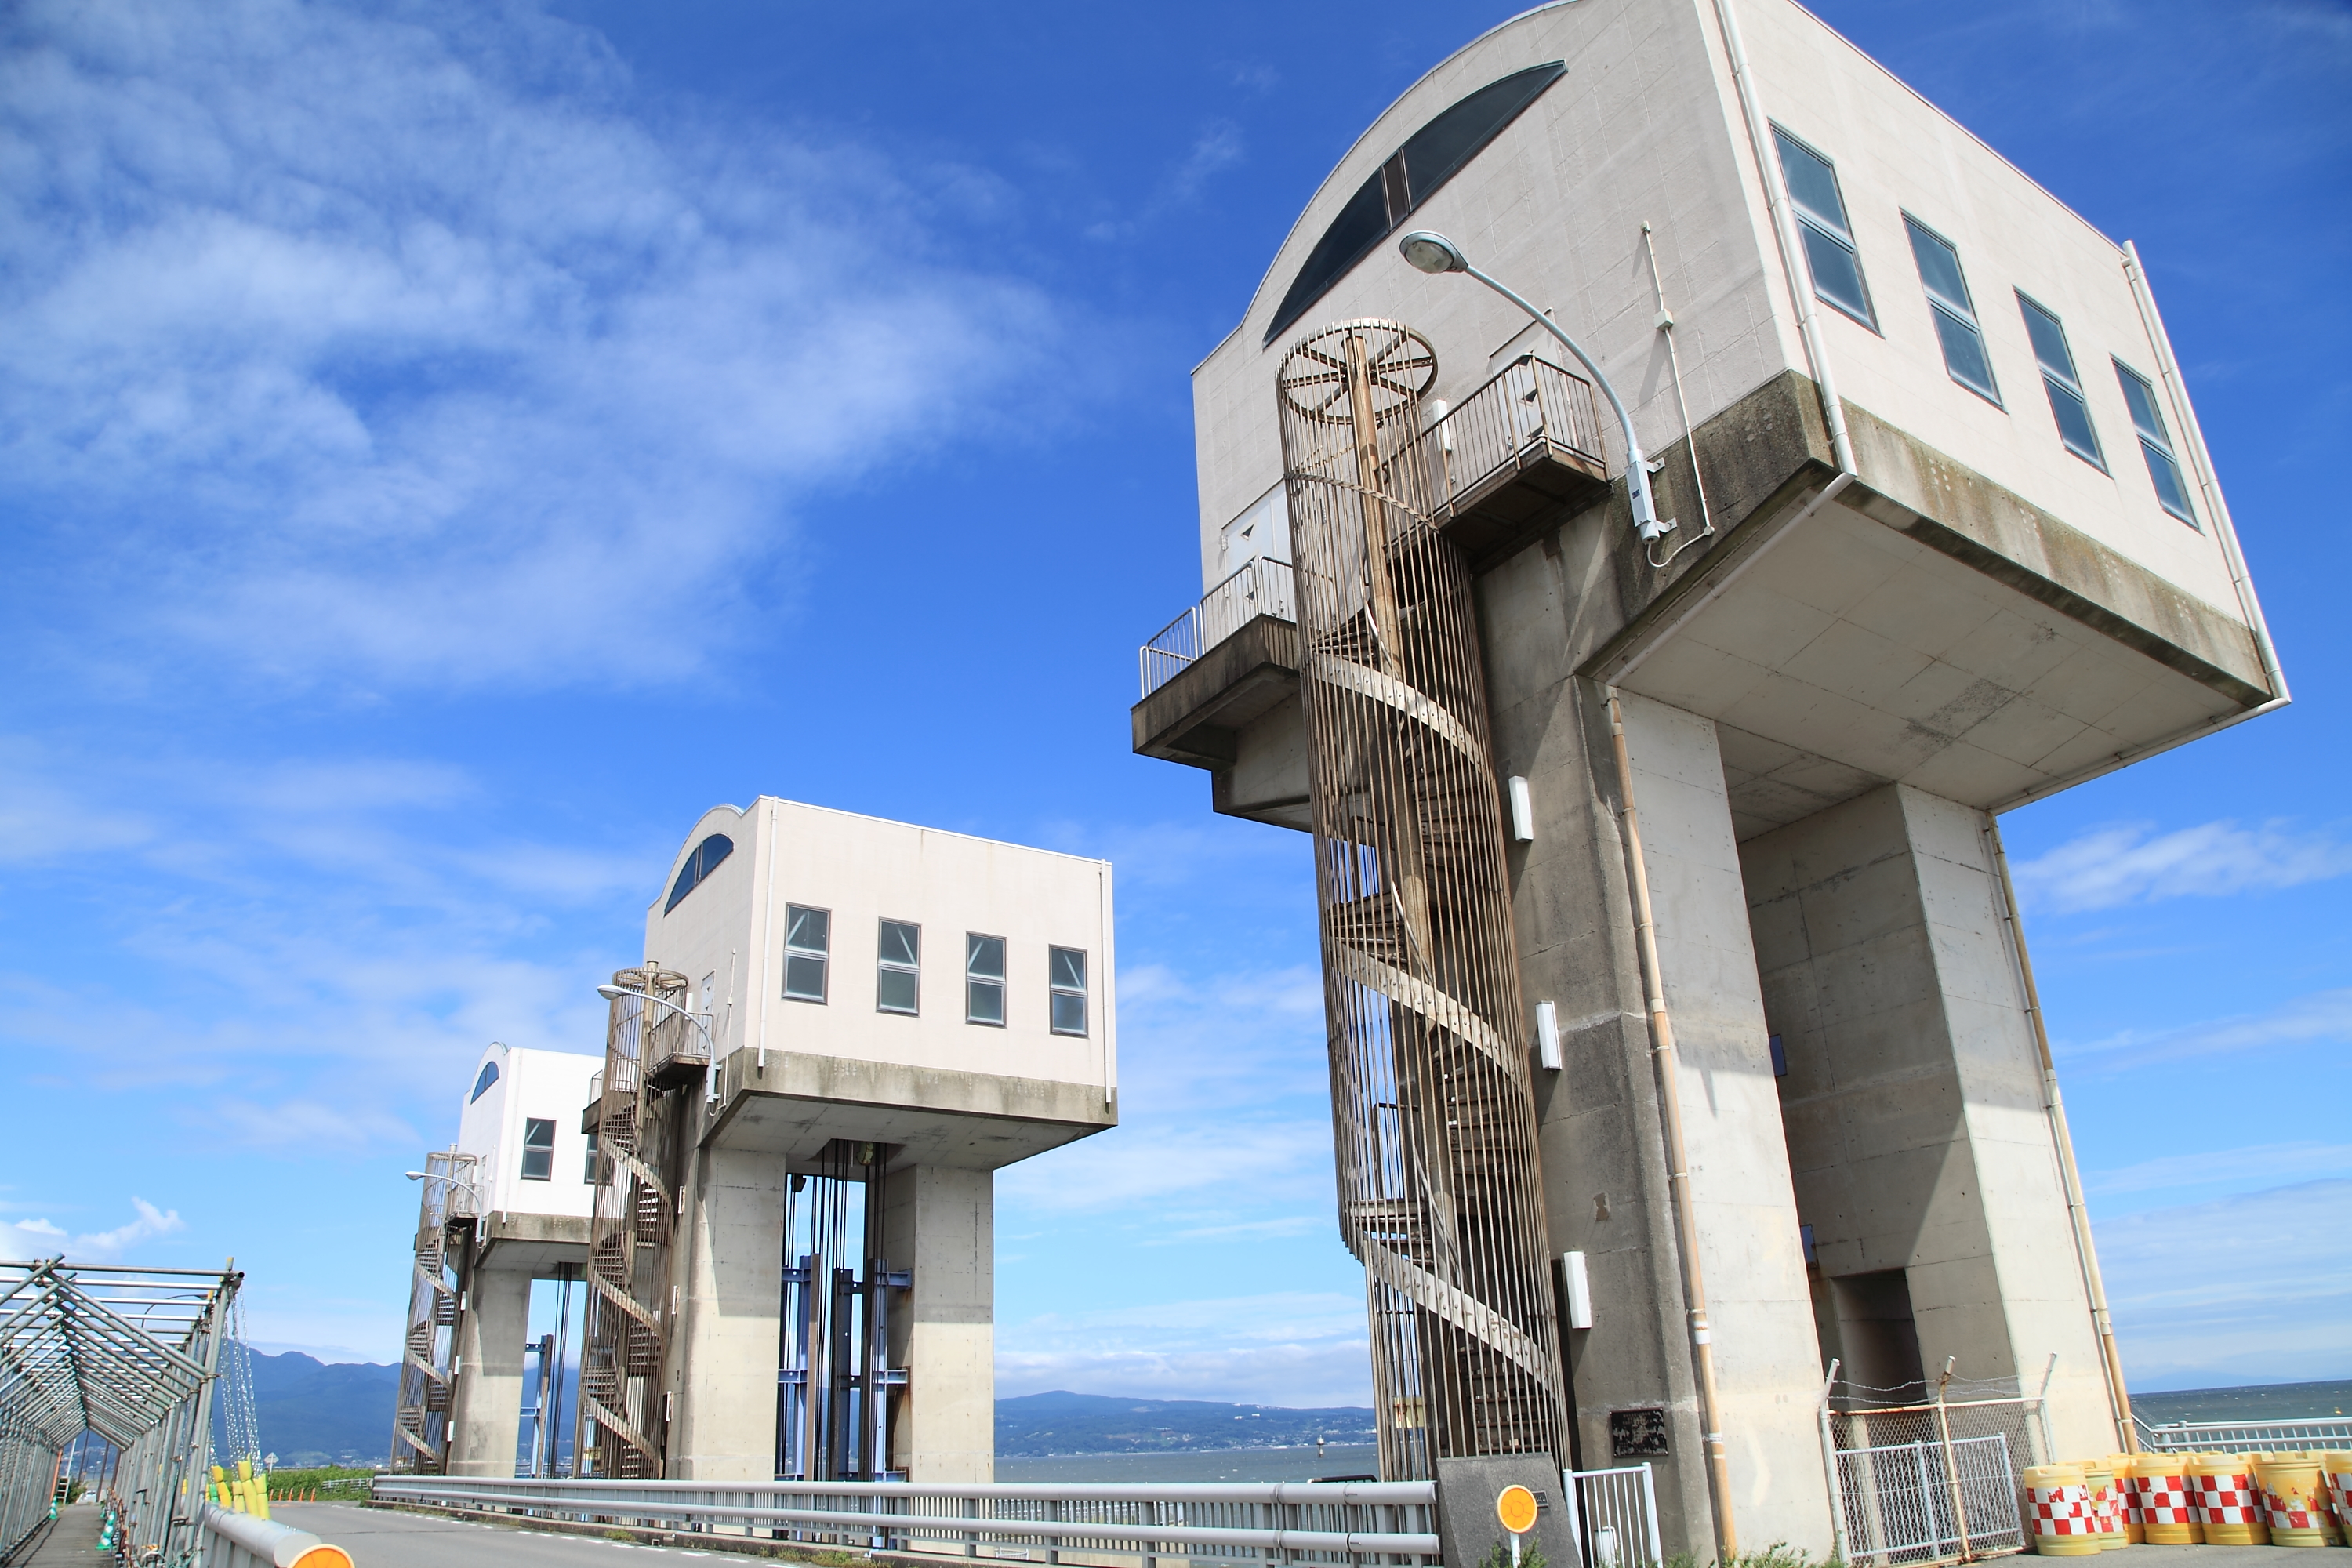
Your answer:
403;1171;425;1181
1398;230;1468;275
595;984;626;1001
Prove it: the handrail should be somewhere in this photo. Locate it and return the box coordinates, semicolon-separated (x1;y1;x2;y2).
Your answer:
1138;556;1297;699
1414;353;1606;524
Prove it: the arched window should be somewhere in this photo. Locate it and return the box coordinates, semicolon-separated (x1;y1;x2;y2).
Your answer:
664;833;735;913
1264;61;1565;345
470;1060;500;1103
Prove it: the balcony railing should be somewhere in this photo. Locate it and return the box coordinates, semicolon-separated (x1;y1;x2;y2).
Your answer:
646;1007;714;1091
1138;555;1296;698
1417;352;1608;531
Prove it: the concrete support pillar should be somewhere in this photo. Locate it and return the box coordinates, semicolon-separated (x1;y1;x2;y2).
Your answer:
1493;664;1833;1555
670;1145;790;1481
447;1261;532;1477
881;1164;993;1484
1740;783;2111;1454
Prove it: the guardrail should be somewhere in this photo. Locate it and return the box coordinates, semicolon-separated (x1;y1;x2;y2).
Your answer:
2135;1416;2352;1454
1139;557;1297;699
372;1474;1439;1568
1417;354;1606;524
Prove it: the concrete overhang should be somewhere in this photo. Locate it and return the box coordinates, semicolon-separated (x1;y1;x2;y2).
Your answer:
1130;615;1299;770
1586;373;2276;838
469;1210;589;1276
702;1047;1116;1173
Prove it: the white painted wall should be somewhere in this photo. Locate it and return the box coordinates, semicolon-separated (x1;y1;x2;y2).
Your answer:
453;1041;602;1219
644;799;1116;1098
1185;0;2253;629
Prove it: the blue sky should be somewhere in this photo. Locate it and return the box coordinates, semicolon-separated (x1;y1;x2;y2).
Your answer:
2;0;2346;1406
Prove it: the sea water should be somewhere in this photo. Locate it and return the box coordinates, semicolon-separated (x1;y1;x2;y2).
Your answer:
996;1446;1383;1484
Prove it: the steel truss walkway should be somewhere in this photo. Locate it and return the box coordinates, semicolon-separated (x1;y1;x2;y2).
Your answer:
0;1258;239;1566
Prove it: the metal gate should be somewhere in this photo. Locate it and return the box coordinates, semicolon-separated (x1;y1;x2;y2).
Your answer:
1563;1464;1664;1568
1835;1434;2023;1565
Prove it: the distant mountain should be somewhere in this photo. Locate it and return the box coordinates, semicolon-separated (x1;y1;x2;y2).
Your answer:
224;1351;400;1467
219;1358;1374;1467
997;1392;1377;1457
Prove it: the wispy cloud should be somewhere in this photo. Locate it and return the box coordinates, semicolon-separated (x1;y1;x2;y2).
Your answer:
0;1198;186;1261
1083;121;1247;242
2057;986;2352;1070
998;1290;1370;1406
2100;1178;2352;1388
2012;818;2352;913
1000;1118;1334;1214
2089;1140;2352;1198
0;0;1066;691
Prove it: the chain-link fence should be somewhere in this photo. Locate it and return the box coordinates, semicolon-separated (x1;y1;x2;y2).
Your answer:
1825;1371;2053;1566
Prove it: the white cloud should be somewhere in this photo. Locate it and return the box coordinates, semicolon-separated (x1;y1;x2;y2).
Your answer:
0;0;1067;691
2057;986;2352;1070
2089;1140;2352;1197
998;1290;1372;1407
0;1198;186;1261
2012;818;2352;913
1000;1117;1334;1214
2100;1178;2352;1388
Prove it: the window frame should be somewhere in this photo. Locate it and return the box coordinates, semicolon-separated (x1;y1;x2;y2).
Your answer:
1772;125;1878;332
877;919;921;1017
2113;358;2200;528
965;932;1007;1028
520;1116;556;1182
2016;291;2108;471
470;1060;500;1103
1901;213;2002;408
1048;946;1088;1038
783;903;831;1004
583;1130;601;1184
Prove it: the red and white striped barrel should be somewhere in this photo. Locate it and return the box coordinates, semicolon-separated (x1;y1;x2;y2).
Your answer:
2189;1457;2263;1546
2132;1461;2199;1545
2024;1466;2102;1557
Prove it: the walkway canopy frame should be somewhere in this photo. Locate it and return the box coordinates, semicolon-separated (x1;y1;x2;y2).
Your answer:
0;1258;239;1566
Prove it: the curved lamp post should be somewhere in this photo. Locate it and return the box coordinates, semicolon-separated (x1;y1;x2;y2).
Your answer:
1398;230;1673;543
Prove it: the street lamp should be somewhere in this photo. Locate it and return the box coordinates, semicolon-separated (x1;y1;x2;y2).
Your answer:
597;981;717;1097
1398;230;1673;543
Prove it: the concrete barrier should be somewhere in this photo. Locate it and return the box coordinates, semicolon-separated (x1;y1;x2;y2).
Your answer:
197;1504;351;1568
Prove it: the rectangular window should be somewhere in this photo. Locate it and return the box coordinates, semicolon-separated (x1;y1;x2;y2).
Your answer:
1049;947;1088;1037
2114;360;2198;527
1903;216;2000;405
521;1117;555;1181
783;905;829;1003
966;934;1006;1026
2018;292;2106;469
877;920;920;1014
1773;127;1876;329
583;1130;600;1184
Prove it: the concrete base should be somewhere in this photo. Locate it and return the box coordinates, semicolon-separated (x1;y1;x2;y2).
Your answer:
884;1164;994;1483
446;1262;532;1477
1435;1455;1581;1568
669;1144;791;1481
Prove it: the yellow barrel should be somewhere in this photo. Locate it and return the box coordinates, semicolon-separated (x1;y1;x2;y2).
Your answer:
2129;1451;2199;1545
2255;1454;2328;1548
2108;1455;2145;1544
2082;1461;2127;1551
2026;1464;2103;1555
2320;1453;2352;1547
2188;1454;2261;1546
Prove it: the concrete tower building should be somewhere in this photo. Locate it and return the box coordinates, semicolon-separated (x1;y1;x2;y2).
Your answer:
399;800;1116;1487
1132;0;2280;1555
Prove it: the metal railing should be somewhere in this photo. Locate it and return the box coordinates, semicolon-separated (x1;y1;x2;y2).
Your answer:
1835;1434;2023;1567
198;1501;352;1566
1138;557;1297;699
1415;354;1606;525
372;1475;1439;1568
2135;1416;2352;1454
1565;1464;1663;1568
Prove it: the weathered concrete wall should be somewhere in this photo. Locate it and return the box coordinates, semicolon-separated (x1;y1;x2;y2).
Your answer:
1740;784;2113;1450
670;1144;791;1480
447;1261;532;1478
1482;494;1833;1555
882;1164;995;1483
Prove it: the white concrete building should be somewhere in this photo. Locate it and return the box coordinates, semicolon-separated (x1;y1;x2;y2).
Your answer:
454;1041;601;1221
405;801;1116;1487
1134;0;2279;1556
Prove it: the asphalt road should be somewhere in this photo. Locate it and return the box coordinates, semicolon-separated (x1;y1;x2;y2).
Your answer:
273;1502;772;1567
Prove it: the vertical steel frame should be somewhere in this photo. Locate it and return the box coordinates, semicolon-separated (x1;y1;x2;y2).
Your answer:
1275;318;1567;1477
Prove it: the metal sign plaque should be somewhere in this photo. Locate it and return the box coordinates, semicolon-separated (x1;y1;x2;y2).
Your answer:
1609;1406;1670;1458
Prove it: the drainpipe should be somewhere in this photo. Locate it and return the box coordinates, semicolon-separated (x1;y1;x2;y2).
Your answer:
1984;816;2136;1453
1604;0;1857;688
1605;687;1738;1565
